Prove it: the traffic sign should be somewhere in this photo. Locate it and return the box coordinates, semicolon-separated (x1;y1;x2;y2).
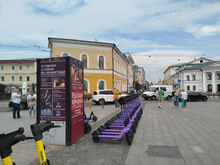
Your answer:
177;79;181;83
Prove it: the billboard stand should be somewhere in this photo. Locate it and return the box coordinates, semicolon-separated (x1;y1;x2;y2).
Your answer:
37;57;84;145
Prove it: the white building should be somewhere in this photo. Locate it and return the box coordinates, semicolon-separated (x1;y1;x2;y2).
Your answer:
171;57;220;93
157;78;164;85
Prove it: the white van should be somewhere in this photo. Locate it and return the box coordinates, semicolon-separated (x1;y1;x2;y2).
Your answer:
142;85;173;101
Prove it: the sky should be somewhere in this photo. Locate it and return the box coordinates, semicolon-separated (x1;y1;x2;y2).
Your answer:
0;0;220;83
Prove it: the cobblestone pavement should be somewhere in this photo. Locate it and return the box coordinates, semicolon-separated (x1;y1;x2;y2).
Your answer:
1;98;220;165
126;99;220;165
0;102;120;165
29;100;147;165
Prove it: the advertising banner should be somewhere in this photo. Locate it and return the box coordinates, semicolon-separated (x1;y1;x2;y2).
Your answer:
70;58;84;143
38;57;67;145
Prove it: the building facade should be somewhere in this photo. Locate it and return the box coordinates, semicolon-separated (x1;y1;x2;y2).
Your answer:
0;58;37;95
171;57;220;93
48;38;128;94
126;53;135;91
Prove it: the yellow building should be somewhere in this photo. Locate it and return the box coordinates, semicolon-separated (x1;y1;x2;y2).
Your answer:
48;38;129;94
164;66;175;85
0;58;37;94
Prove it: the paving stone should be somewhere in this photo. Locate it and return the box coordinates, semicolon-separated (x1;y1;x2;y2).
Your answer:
185;158;202;165
155;157;170;165
196;154;217;165
189;145;207;154
169;158;186;165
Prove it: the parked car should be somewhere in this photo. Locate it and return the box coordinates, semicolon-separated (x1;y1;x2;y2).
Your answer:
142;85;173;100
9;94;29;110
92;90;127;105
179;91;208;102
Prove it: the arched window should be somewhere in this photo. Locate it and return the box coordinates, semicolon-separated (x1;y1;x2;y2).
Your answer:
99;80;104;90
84;80;88;93
208;84;212;91
82;55;87;68
62;53;69;57
99;56;104;69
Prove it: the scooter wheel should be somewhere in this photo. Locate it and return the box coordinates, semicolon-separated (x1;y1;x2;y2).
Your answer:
132;125;136;133
125;132;132;145
46;159;50;165
93;116;98;122
84;124;91;134
92;134;100;142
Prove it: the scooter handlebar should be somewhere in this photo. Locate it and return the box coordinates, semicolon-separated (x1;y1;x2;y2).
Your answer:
43;123;54;132
14;134;26;142
30;120;60;141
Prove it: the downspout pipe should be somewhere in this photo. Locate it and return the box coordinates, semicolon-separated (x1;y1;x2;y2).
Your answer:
112;45;115;89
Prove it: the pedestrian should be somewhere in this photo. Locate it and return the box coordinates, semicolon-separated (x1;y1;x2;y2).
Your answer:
113;88;119;110
27;91;37;117
130;87;135;94
11;89;22;119
156;87;165;108
172;87;180;107
180;89;188;108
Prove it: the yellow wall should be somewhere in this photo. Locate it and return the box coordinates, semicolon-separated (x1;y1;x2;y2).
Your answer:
52;47;113;69
51;44;128;93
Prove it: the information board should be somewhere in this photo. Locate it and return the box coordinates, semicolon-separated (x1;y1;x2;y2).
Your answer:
37;57;84;145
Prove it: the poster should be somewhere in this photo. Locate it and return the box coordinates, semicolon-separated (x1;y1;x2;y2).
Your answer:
70;58;84;143
39;57;66;145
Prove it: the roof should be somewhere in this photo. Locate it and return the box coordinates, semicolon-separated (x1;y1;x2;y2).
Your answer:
48;37;128;62
183;62;214;70
0;58;37;64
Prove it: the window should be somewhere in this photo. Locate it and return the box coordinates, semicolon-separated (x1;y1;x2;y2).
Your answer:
186;76;190;81
200;60;203;63
26;76;30;82
0;65;4;70
194;91;199;95
162;87;167;91
11;76;15;82
27;87;30;93
11;65;15;70
99;80;104;90
187;86;190;90
1;76;4;82
208;74;211;80
99;56;104;69
62;53;69;57
84;80;88;93
193;86;196;90
18;65;22;70
192;75;196;81
19;76;22;82
217;74;220;80
82;55;87;68
26;65;30;70
207;84;212;91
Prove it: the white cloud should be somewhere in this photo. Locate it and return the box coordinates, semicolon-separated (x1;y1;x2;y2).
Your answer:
187;25;220;38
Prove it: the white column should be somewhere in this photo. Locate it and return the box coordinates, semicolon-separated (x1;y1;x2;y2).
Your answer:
203;72;206;92
212;71;216;93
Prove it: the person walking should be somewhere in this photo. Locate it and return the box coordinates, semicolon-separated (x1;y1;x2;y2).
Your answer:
113;88;120;110
156;87;165;108
27;91;37;117
130;87;135;94
172;87;180;107
11;89;22;119
180;89;188;108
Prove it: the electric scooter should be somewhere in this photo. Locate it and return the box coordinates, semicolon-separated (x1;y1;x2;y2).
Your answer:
0;120;59;165
0;128;26;165
86;97;97;122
